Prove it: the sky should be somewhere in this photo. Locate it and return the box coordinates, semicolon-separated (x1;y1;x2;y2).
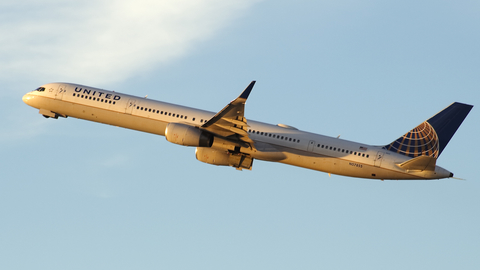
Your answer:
2;0;479;269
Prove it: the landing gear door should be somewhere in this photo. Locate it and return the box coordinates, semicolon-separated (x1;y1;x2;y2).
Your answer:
55;85;67;100
374;151;385;167
125;99;137;115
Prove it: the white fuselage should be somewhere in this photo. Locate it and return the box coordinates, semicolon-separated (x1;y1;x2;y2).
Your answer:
22;83;453;180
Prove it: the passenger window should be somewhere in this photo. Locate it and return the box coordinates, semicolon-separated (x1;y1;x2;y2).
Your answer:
149;109;152;112
193;118;196;121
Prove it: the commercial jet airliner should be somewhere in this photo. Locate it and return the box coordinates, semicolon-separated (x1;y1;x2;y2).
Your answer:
23;81;473;180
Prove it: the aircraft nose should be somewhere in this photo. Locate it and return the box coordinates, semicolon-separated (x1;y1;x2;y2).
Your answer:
22;93;33;105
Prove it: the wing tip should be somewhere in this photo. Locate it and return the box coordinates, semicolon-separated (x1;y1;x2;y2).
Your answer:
239;81;256;99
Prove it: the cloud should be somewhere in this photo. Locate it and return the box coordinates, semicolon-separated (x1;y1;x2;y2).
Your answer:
0;0;260;85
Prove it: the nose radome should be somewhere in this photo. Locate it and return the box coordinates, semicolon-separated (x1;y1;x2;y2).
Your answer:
22;93;33;105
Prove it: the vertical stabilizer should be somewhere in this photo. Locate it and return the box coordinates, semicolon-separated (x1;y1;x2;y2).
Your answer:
384;102;473;158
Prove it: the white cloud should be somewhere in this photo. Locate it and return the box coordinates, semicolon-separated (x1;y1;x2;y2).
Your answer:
0;0;260;85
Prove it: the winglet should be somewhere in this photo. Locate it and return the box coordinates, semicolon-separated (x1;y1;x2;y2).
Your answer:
238;81;256;100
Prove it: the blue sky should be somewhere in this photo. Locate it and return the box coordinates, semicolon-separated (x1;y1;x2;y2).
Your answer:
2;0;479;269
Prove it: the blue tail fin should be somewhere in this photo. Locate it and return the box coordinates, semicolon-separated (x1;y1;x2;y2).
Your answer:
383;102;473;158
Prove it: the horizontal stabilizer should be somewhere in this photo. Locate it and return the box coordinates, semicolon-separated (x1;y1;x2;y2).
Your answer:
397;155;437;171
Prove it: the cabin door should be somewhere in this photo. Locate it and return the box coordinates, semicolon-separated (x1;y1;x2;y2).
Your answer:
55;85;66;100
308;140;315;152
374;151;385;167
125;99;137;115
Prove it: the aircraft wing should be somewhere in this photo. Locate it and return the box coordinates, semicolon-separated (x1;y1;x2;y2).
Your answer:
201;81;255;146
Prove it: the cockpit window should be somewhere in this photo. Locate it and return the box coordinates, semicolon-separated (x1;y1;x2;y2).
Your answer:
35;87;45;92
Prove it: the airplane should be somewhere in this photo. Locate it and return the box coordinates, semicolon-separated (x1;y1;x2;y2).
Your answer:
22;81;473;180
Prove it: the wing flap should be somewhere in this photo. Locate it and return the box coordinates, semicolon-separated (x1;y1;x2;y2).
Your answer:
212;123;249;137
220;117;250;127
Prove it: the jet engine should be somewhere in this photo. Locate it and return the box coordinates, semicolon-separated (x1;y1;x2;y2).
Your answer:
195;147;253;170
165;123;213;147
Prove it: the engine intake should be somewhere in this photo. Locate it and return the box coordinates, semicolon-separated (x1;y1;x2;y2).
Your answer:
165;123;213;147
196;147;253;170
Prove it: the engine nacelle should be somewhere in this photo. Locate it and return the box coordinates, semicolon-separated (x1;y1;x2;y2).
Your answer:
196;147;253;170
165;123;213;147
